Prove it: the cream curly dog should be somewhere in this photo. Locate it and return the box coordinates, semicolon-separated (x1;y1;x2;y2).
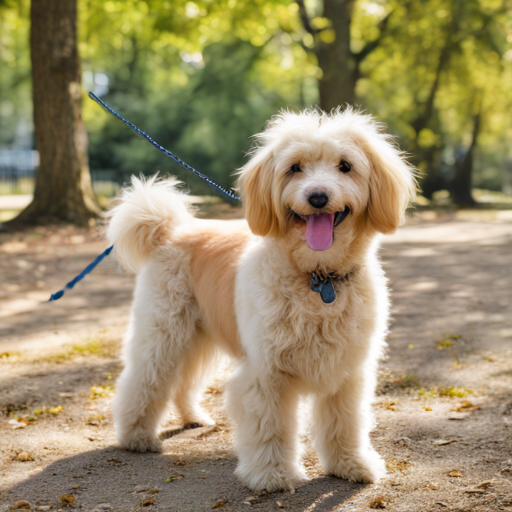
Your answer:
107;107;416;492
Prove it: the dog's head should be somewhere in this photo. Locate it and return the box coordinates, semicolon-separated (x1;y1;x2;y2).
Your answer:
238;108;416;254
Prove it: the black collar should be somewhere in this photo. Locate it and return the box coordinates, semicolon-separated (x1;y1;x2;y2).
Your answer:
310;268;355;304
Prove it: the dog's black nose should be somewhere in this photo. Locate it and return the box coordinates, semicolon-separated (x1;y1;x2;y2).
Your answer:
308;192;329;209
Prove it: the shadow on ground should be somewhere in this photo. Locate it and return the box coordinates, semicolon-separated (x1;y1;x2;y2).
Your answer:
3;447;365;511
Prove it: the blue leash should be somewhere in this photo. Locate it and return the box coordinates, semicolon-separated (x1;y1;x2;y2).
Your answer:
49;245;114;301
88;92;241;202
48;93;242;302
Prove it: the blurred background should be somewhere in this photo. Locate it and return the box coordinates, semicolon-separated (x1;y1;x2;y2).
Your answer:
1;0;512;225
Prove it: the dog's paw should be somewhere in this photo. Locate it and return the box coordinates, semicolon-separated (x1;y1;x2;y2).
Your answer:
117;428;163;453
236;464;308;493
329;450;386;484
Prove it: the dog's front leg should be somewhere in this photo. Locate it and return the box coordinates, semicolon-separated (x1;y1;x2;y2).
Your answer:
227;365;307;492
311;370;386;483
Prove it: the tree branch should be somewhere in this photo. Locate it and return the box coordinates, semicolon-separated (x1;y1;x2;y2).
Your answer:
278;22;312;54
296;0;317;36
352;10;393;64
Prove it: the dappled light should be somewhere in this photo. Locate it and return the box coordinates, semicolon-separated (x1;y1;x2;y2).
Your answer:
1;0;512;510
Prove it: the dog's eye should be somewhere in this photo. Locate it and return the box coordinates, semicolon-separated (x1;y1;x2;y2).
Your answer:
339;160;351;173
290;163;302;173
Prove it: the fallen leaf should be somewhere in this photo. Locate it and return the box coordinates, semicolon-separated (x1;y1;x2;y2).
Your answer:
369;495;387;509
394;437;412;448
141;498;154;507
9;419;26;430
173;460;187;466
447;412;470;420
276;500;287;508
433;439;457;446
450;400;481;413
165;474;184;483
91;504;111;511
386;459;411;473
386;401;398;411
71;485;79;489
463;489;485;494
422;406;432;412
212;498;228;509
61;494;76;507
13;500;31;510
476;481;492;489
447;470;462;477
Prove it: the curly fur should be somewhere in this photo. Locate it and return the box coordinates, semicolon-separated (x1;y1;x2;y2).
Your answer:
108;108;416;492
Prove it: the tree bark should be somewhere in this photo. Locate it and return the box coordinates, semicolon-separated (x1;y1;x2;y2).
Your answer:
315;0;356;111
296;0;390;111
11;0;99;227
451;110;481;206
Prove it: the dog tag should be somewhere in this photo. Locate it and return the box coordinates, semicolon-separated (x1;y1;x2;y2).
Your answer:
320;280;336;304
310;273;336;304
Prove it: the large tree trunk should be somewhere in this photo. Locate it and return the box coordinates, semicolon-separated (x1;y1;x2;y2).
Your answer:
297;0;389;111
316;0;356;111
451;111;480;206
11;0;99;227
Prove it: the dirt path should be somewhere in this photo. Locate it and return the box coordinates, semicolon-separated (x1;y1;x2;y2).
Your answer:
1;206;512;512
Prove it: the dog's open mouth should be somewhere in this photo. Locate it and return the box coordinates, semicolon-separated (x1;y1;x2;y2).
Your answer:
292;206;350;251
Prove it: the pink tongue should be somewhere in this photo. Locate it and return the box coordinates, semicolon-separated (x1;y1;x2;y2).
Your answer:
305;213;335;251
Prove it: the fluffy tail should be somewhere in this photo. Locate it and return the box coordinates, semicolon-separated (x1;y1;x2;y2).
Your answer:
106;175;192;273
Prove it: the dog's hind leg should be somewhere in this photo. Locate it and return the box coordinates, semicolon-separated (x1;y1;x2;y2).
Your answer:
112;261;200;453
173;333;218;428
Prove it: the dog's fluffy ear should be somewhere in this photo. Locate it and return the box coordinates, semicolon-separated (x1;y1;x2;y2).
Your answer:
237;146;285;237
357;129;416;234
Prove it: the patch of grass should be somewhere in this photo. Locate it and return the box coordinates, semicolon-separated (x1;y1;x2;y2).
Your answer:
378;372;421;395
418;386;472;399
35;334;119;364
5;404;64;424
0;352;21;363
88;384;115;400
437;334;461;350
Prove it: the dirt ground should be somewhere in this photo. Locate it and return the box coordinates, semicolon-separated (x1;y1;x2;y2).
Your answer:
1;203;512;512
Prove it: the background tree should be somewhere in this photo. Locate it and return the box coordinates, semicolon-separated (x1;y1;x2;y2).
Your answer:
12;0;100;226
1;0;512;212
295;0;391;110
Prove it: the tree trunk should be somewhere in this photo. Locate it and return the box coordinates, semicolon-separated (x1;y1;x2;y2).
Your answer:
451;111;480;206
11;0;99;227
316;0;356;111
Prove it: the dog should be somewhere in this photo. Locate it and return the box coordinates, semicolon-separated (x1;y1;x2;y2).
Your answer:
107;107;416;492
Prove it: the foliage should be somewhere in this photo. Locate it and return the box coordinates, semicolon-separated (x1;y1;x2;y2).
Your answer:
0;0;31;146
1;0;512;196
